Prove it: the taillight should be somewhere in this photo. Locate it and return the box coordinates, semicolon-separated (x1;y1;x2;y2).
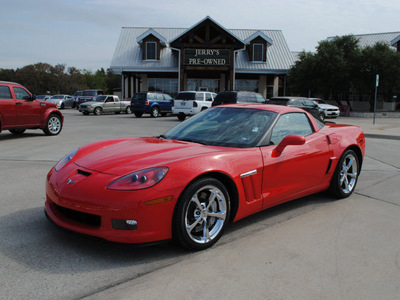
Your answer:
193;101;198;107
145;100;150;105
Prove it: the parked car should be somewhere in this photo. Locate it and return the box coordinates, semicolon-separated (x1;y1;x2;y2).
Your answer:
268;96;325;120
79;95;132;115
75;89;104;108
0;81;63;135
73;90;83;108
36;95;52;101
311;98;340;118
47;95;75;109
45;104;365;250
172;91;217;120
212;91;267;106
131;92;173;118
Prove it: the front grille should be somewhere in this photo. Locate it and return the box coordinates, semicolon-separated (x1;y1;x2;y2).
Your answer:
53;202;101;227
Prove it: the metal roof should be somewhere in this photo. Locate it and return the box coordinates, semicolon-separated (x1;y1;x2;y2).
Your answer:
327;32;400;49
110;25;295;74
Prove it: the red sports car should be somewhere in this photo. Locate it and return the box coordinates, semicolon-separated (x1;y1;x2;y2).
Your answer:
45;104;365;250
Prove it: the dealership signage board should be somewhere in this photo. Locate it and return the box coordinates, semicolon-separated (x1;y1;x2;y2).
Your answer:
184;49;230;66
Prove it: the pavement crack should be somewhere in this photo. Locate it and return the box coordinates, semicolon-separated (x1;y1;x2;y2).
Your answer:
364;155;400;170
355;191;400;207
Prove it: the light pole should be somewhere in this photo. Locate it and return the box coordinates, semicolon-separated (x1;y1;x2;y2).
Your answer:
373;74;379;125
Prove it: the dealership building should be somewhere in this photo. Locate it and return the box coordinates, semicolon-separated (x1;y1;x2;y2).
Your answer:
110;16;295;100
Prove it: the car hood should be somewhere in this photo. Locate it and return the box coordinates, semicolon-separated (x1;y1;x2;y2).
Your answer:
80;101;98;106
48;99;62;103
73;137;225;176
318;103;339;109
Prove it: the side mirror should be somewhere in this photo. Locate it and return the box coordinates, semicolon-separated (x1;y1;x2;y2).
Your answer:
29;94;36;101
274;135;305;155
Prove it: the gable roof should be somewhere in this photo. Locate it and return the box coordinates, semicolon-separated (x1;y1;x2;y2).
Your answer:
244;30;273;45
110;18;295;74
327;31;400;49
136;28;168;46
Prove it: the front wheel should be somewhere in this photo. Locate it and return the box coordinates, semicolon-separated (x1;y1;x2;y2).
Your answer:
173;177;230;250
94;107;102;116
43;114;62;135
134;112;143;118
329;149;359;198
319;112;325;121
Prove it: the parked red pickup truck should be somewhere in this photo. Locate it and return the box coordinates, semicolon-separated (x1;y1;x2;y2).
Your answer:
0;81;64;135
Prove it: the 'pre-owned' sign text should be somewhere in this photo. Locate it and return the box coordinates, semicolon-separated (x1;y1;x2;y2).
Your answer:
184;49;230;66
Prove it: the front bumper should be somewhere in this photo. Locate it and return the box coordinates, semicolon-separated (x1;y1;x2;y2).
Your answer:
45;165;179;244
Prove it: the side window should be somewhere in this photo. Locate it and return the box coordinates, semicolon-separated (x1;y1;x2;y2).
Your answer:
147;93;155;100
270;113;313;145
253;44;263;62
13;87;31;100
195;93;204;100
0;86;12;99
106;96;114;103
164;94;173;101
205;93;212;101
156;94;164;100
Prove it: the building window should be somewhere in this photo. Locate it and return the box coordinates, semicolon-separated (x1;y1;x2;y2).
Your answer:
235;80;259;92
146;42;157;60
148;78;178;97
253;44;263;62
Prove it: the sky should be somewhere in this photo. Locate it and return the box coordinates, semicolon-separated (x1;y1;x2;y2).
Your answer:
0;0;399;72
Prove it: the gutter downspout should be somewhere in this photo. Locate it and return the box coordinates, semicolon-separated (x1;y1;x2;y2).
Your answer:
170;47;181;92
233;46;246;91
121;68;125;101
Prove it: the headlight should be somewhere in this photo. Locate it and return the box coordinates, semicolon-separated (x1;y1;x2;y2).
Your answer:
55;149;78;171
107;167;168;191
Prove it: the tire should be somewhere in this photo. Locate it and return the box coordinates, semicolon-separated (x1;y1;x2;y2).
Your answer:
173;177;230;250
319;113;325;121
9;129;26;135
94;107;102;116
60;103;64;109
329;149;359;198
178;114;186;121
43;114;62;136
114;111;121;114
151;107;160;118
125;106;132;114
134;112;143;118
82;111;89;115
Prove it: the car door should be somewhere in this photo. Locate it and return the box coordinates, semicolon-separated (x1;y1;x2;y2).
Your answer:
13;86;43;126
260;112;330;208
0;85;17;127
103;96;116;112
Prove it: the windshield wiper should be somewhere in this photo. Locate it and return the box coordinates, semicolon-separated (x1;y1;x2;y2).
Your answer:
177;138;206;145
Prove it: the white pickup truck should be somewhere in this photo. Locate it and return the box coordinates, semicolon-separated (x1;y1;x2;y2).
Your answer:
79;95;132;115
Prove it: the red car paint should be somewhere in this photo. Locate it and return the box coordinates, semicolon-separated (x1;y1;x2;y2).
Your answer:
45;104;365;247
0;81;63;135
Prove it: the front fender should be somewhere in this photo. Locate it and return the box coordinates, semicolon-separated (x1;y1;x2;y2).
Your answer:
41;108;64;128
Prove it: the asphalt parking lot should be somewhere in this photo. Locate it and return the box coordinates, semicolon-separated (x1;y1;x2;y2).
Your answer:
1;109;400;300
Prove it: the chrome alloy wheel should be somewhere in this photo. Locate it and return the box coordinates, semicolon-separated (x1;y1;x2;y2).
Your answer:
47;116;62;134
339;153;358;194
184;185;227;244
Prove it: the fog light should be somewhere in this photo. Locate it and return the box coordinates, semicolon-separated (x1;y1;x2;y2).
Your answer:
112;219;137;230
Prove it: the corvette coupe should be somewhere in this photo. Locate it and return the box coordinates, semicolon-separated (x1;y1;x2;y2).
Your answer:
45;104;365;250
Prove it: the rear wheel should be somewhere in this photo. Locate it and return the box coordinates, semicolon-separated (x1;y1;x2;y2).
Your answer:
178;114;186;121
134;112;143;118
329;149;359;198
9;129;26;135
94;107;102;116
151;107;160;118
43;114;62;135
125;106;132;114
173;177;230;250
319;112;325;121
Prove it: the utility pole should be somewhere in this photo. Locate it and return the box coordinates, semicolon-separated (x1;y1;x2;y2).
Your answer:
373;74;379;125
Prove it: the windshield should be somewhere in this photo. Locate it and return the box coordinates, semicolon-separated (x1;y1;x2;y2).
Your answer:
164;107;276;148
50;95;63;99
83;91;97;96
93;95;107;102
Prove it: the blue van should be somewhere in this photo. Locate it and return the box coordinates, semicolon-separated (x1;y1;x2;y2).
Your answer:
131;92;173;118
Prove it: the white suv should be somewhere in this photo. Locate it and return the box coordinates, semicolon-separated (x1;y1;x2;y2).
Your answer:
172;91;217;120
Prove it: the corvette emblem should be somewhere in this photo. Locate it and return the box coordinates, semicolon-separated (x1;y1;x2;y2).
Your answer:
66;178;77;184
